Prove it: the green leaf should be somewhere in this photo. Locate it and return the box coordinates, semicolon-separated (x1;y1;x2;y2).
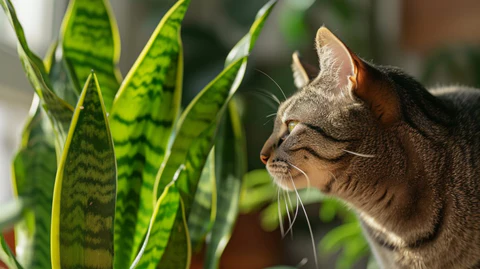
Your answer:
153;0;278;211
154;2;276;266
110;0;189;266
319;222;363;253
153;56;245;214
45;42;79;107
61;0;122;111
204;100;247;269
50;72;116;269
130;182;180;269
0;0;73;151
187;150;216;251
239;169;277;213
157;198;191;269
11;96;57;269
0;235;23;269
225;0;277;66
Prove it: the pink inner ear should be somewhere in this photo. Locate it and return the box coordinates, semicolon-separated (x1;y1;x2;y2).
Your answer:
316;27;356;92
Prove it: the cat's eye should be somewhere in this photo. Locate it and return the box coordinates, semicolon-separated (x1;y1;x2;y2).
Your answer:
287;120;299;133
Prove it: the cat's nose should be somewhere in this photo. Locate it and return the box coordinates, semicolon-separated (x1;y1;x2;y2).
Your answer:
260;153;269;164
260;140;273;164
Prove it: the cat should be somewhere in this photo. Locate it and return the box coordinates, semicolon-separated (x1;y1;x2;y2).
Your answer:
260;26;480;269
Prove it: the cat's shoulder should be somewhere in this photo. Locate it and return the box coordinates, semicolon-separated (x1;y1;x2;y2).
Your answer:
429;86;480;121
429;86;480;106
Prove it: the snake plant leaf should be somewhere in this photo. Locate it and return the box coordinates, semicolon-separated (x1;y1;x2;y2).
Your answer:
154;2;276;265
187;150;216;251
225;0;277;67
0;235;23;269
153;57;245;214
61;0;122;111
45;42;79;107
157;198;191;269
130;182;180;269
0;0;73;151
11;95;57;269
50;72;116;269
204;100;246;269
44;41;58;73
153;0;277;208
110;0;189;266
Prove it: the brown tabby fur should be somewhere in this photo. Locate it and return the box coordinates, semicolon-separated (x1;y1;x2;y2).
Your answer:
260;27;480;268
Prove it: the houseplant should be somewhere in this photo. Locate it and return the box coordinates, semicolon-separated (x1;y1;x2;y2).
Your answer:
0;0;276;268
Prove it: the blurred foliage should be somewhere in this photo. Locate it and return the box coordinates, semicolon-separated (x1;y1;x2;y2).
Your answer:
240;170;372;269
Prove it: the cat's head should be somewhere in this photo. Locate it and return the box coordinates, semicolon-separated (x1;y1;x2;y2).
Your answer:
260;27;402;192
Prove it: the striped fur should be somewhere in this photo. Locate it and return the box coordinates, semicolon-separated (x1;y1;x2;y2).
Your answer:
261;27;480;268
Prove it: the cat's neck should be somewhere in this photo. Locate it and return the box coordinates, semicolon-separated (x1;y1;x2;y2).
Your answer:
332;125;449;249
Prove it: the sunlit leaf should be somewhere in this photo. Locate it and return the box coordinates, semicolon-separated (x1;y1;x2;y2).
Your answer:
50;72;116;269
11;95;56;268
204;100;247;269
187;150;216;251
110;0;189;266
0;0;73;151
130;182;180;269
61;0;122;111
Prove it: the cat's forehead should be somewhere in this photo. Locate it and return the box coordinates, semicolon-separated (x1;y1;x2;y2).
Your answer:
278;89;327;121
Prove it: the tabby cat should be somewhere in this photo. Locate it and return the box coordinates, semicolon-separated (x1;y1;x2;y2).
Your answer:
260;27;480;268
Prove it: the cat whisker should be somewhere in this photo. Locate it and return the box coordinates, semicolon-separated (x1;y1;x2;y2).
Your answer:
289;172;318;268
284;190;300;236
277;188;285;238
256;69;288;101
243;90;279;110
342;149;375;158
296;258;308;268
264;117;275;126
266;112;277;118
282;190;293;239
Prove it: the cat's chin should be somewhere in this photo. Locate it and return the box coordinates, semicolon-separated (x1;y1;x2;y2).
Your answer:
267;168;309;190
268;165;334;192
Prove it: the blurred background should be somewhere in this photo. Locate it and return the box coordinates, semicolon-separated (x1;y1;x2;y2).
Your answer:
1;0;480;268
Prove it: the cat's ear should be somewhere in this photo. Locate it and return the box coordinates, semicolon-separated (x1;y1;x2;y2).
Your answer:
291;51;319;89
315;27;356;91
316;27;400;125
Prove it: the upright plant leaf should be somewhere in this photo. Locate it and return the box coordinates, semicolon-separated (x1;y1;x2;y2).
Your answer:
130;182;180;269
61;0;122;111
204;100;246;269
50;73;116;269
110;0;189;266
154;1;276;266
157;198;190;269
153;0;277;209
130;167;191;269
11;95;57;269
187;150;216;251
0;0;73;151
45;42;79;107
153;57;245;214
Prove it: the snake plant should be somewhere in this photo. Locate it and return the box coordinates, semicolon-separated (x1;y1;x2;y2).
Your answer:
0;0;276;268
